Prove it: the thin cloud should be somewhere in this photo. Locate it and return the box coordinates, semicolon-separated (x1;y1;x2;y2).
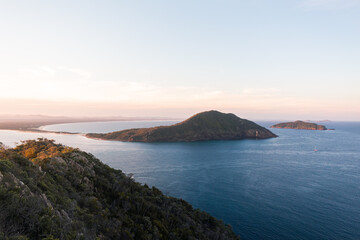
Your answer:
241;88;281;97
0;65;292;110
4;65;357;120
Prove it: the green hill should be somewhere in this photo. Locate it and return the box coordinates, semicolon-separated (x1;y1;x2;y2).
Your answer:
270;121;327;130
86;110;277;142
0;139;239;240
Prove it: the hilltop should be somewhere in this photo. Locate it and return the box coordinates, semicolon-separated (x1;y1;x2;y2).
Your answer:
0;139;239;240
270;121;327;130
86;110;277;142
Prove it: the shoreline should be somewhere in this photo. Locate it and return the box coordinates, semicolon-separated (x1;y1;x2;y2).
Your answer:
0;120;83;135
0;117;179;135
0;126;80;136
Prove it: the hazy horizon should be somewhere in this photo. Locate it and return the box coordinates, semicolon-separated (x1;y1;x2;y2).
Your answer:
0;110;355;123
1;1;359;121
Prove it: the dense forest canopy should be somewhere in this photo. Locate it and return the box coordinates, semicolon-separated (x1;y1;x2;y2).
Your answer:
0;139;239;240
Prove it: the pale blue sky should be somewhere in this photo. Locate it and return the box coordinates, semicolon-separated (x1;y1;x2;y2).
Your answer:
0;0;359;120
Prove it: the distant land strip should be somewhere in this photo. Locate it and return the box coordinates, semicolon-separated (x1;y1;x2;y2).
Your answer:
0;116;176;134
270;120;330;130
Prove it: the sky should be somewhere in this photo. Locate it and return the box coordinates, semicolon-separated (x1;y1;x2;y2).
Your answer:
0;0;359;120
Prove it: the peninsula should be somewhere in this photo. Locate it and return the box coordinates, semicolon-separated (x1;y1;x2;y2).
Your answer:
0;139;239;239
270;120;327;130
86;110;277;142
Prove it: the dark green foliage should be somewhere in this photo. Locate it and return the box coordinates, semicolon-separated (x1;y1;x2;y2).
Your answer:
87;110;277;142
0;139;239;240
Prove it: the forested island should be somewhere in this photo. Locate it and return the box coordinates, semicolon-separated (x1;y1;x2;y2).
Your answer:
270;120;327;130
86;110;277;142
0;139;239;239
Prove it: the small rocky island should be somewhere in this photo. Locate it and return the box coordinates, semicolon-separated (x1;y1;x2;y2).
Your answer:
270;120;327;130
86;110;277;142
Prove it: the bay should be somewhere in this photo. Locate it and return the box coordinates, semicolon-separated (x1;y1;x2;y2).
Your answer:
1;121;359;240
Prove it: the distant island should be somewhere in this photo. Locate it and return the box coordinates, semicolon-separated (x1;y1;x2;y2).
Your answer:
86;110;277;142
0;139;239;239
270;120;328;130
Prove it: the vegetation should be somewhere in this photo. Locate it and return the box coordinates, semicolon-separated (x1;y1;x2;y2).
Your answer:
0;139;240;240
270;120;327;130
87;110;277;142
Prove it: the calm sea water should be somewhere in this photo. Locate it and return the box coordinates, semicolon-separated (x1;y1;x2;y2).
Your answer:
40;120;179;133
1;121;359;240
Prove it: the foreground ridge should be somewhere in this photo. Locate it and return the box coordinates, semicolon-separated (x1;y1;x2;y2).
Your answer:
0;139;240;240
87;110;277;142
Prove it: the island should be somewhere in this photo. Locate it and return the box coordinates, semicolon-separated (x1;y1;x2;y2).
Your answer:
86;110;277;142
270;120;327;130
0;139;240;239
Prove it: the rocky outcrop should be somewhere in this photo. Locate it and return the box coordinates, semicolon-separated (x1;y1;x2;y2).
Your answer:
270;120;327;130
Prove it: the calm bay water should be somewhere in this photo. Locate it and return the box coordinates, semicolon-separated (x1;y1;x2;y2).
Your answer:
40;120;179;133
1;121;360;240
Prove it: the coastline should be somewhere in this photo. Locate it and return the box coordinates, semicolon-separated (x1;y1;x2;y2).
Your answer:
0;117;179;135
0;121;81;135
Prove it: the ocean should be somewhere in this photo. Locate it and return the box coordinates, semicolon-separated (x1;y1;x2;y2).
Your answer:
1;121;359;240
